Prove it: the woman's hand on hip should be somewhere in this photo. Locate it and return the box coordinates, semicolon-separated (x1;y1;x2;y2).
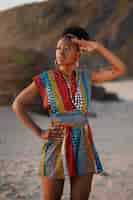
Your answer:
38;125;64;141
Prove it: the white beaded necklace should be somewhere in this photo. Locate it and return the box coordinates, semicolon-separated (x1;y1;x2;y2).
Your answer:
59;68;83;110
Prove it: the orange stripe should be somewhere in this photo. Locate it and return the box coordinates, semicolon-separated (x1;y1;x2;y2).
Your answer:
39;143;46;176
87;123;93;144
54;142;64;179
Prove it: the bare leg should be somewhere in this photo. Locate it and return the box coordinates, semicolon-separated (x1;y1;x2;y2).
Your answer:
70;173;94;200
41;176;65;200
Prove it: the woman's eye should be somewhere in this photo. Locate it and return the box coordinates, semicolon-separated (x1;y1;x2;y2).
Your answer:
56;46;71;52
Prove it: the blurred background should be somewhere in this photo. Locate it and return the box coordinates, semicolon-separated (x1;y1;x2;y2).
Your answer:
0;1;133;200
0;0;133;107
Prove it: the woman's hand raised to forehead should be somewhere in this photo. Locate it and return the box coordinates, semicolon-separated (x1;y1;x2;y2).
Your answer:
71;38;99;53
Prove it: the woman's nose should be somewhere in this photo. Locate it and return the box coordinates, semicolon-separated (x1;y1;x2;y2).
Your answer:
59;49;65;55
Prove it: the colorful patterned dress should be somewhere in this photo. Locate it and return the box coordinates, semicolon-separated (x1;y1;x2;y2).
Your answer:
32;67;104;180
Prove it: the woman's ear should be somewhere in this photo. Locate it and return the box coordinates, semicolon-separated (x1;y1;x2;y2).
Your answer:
80;50;82;56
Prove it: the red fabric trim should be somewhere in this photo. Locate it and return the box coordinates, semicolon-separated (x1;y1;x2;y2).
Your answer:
66;126;75;176
87;123;93;145
71;70;76;97
32;75;46;98
32;75;51;110
53;69;76;110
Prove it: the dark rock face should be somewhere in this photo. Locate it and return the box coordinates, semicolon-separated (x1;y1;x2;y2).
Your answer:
91;85;121;102
0;47;50;105
0;0;132;106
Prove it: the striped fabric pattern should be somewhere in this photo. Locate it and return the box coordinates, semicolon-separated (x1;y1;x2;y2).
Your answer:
32;68;104;179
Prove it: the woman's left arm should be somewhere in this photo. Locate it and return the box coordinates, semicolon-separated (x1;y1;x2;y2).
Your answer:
72;38;127;84
90;43;127;84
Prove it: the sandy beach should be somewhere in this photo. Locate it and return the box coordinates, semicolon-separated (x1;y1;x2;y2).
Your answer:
0;80;133;200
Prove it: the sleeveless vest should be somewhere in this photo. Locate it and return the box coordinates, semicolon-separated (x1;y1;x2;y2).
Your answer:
33;68;104;174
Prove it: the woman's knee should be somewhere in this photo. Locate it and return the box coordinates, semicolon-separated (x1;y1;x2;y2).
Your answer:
41;176;65;200
70;174;94;200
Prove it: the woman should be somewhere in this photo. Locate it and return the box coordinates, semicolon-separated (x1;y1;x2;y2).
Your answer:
12;26;126;200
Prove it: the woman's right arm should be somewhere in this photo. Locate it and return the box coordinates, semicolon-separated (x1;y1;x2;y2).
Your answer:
12;81;45;138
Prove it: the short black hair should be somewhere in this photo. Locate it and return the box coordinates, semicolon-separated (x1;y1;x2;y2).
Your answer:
61;26;90;41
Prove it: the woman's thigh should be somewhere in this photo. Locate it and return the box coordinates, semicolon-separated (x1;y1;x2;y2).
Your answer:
41;176;65;200
70;173;94;200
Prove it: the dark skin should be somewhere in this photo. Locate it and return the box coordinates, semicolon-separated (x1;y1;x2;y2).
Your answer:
12;37;126;200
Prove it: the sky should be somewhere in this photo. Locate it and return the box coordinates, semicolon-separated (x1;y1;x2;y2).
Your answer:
0;0;46;11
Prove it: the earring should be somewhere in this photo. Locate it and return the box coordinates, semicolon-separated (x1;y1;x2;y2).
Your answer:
75;60;79;68
54;59;57;65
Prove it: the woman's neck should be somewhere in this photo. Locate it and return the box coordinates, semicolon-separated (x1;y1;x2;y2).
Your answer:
58;64;75;78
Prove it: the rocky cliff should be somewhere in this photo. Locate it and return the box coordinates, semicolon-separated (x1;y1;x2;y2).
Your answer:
0;0;132;106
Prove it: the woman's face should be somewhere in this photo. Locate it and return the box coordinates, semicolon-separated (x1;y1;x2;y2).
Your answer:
56;37;80;66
